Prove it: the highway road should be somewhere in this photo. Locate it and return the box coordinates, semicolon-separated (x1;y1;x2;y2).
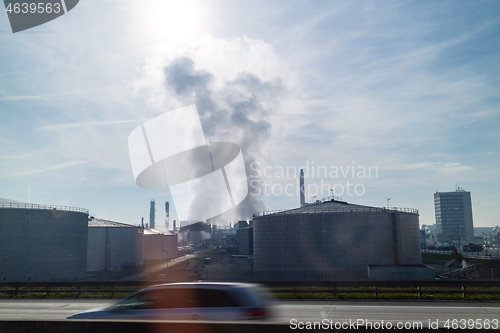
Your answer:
0;299;499;328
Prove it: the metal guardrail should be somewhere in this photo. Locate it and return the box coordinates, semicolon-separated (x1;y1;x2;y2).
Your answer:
1;280;499;298
266;280;498;298
421;248;500;258
253;206;418;217
0;203;88;214
0;281;141;297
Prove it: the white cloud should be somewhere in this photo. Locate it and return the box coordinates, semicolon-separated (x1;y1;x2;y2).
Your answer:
5;161;87;178
0;154;31;159
439;163;474;174
394;162;473;174
38;119;147;132
400;162;439;170
0;95;63;101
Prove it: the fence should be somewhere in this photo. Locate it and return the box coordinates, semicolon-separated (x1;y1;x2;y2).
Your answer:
1;280;499;298
253;206;418;217
422;248;500;258
265;280;500;298
0;203;89;214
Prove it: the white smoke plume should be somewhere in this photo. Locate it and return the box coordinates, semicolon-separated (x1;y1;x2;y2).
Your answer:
134;35;287;223
165;57;283;221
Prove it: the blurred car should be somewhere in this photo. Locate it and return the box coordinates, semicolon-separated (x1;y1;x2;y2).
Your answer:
67;282;276;321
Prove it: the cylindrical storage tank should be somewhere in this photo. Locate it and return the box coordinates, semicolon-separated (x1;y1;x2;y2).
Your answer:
87;226;144;272
0;204;88;281
253;209;420;280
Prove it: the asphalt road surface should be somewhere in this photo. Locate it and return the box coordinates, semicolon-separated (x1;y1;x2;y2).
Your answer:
0;299;499;328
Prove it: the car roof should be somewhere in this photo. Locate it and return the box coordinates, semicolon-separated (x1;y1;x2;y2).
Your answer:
115;282;268;308
144;282;259;291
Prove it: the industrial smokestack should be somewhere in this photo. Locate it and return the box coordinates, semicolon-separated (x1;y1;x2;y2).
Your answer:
300;169;305;207
149;199;155;229
165;201;170;231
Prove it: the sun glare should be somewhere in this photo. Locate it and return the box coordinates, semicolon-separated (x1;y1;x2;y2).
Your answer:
134;0;204;43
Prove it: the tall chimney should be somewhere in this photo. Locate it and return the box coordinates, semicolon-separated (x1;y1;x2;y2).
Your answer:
149;199;155;229
300;169;305;207
165;201;170;231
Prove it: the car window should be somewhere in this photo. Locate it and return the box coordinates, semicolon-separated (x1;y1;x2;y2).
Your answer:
150;288;200;309
197;288;239;307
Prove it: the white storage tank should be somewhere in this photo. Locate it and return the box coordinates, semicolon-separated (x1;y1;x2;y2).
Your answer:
0;202;88;281
253;199;423;280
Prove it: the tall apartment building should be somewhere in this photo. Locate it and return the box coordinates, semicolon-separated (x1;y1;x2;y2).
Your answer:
434;189;474;244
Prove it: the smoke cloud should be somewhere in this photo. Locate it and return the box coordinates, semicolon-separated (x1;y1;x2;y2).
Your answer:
163;57;284;223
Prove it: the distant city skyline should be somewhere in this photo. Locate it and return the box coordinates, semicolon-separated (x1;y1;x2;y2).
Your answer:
1;1;499;228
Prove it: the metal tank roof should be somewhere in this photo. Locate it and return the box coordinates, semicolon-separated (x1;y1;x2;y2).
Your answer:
253;196;418;217
88;217;137;227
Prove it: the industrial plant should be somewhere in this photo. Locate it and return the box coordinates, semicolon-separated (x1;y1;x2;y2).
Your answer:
0;170;451;282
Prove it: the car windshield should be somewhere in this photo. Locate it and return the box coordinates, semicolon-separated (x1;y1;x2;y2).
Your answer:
112;292;152;311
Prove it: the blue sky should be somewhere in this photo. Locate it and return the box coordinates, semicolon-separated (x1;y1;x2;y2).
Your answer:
0;0;499;229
